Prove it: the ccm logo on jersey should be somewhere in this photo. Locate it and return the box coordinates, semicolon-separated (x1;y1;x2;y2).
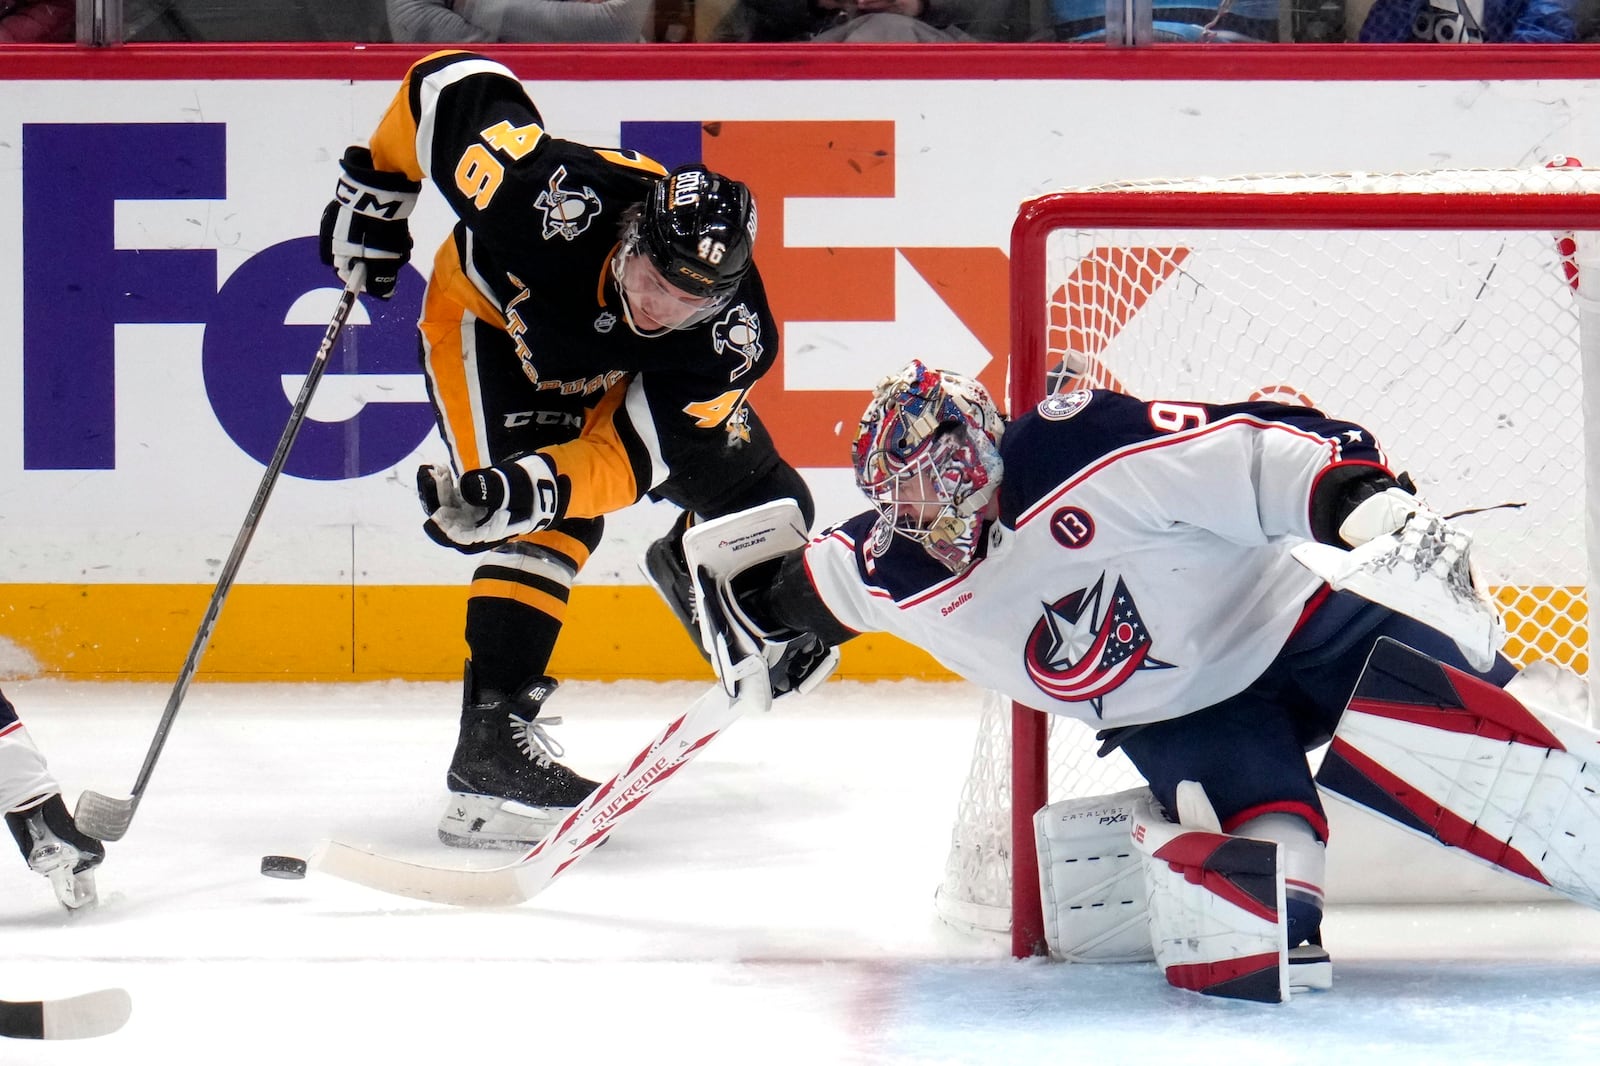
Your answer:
504;410;582;430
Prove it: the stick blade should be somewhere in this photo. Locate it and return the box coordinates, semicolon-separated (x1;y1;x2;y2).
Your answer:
0;988;133;1040
308;841;528;907
73;791;135;842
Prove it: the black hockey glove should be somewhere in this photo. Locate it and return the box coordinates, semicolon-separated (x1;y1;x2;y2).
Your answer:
768;633;832;697
417;458;565;553
318;145;421;299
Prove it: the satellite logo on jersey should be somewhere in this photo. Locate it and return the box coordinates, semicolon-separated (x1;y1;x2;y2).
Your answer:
1024;573;1173;715
534;166;602;242
1039;389;1093;421
711;304;763;379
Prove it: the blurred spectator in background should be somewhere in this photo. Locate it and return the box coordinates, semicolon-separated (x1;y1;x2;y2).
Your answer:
710;0;1029;40
388;0;654;40
0;0;73;41
122;0;391;40
1034;0;1279;40
1352;0;1574;39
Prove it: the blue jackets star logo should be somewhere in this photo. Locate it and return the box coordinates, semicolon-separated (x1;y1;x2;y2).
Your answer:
1023;574;1173;716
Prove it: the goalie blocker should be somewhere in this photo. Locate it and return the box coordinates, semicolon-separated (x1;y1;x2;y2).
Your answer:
682;499;840;704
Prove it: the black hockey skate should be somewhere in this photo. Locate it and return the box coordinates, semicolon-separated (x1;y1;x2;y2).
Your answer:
5;793;105;909
439;664;600;849
641;512;710;663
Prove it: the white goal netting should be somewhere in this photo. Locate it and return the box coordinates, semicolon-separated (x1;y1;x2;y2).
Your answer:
936;165;1600;953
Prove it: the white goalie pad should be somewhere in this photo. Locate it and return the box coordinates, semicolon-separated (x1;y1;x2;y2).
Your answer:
1317;637;1600;910
682;500;839;704
1033;787;1155;963
1131;788;1296;1003
1291;508;1505;672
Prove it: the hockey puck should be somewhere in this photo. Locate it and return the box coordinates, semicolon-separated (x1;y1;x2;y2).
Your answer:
260;855;308;880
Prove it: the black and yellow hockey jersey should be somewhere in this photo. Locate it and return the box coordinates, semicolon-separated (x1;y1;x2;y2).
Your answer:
369;50;782;519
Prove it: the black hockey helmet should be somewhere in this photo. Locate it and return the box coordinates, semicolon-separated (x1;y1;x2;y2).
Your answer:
638;164;757;300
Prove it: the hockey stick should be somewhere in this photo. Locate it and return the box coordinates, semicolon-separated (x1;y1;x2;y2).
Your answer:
0;989;132;1040
75;266;368;842
310;655;771;906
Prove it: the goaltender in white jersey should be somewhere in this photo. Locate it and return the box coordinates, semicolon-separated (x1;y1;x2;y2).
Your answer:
2;688;104;908
808;383;1355;729
687;359;1600;1003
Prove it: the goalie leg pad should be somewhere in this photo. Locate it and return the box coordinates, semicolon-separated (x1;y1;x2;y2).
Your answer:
1317;637;1600;909
1132;788;1304;1003
1232;811;1325;950
1034;787;1155;963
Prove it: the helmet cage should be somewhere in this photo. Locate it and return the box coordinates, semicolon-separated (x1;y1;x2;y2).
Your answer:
852;362;1004;573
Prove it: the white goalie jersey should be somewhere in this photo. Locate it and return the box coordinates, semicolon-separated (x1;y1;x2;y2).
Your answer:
804;389;1395;729
0;690;58;813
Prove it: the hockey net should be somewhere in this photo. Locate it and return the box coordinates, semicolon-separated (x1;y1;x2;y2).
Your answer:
935;165;1600;957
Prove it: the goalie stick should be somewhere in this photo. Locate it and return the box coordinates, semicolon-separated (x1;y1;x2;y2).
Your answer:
310;655;771;906
75;266;367;842
0;989;132;1040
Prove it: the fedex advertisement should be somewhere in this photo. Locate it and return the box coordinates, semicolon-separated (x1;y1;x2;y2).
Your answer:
2;49;1598;677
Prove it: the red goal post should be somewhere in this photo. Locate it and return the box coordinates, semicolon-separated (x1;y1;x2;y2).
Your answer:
954;165;1600;958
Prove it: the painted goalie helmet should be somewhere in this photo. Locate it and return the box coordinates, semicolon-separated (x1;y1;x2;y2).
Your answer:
851;360;1006;573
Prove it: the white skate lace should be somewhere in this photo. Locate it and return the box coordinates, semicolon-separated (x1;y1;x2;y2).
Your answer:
509;713;567;767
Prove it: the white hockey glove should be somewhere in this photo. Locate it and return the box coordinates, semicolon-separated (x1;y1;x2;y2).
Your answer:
5;793;104;910
318;145;421;299
1336;485;1421;547
1293;492;1506;672
417;456;563;553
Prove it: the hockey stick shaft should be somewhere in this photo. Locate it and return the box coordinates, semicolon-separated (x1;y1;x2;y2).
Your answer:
313;663;768;906
0;989;132;1040
76;267;367;842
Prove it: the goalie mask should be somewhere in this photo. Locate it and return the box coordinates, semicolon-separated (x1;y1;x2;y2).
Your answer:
852;360;1006;573
612;164;756;336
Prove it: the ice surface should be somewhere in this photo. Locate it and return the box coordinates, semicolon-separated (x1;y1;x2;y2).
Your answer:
3;678;1599;1065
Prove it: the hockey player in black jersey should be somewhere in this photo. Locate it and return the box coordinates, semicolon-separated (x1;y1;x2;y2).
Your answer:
319;50;812;849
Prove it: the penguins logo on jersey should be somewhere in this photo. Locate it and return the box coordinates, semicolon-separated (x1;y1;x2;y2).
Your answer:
711;304;763;380
534;165;602;242
1023;573;1173;716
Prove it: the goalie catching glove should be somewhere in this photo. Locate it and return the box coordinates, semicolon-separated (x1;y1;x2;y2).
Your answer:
1293;475;1506;671
681;501;840;705
318;145;421;299
417;456;564;553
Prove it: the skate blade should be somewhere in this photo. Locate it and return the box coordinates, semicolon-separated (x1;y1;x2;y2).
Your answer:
438;792;570;850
